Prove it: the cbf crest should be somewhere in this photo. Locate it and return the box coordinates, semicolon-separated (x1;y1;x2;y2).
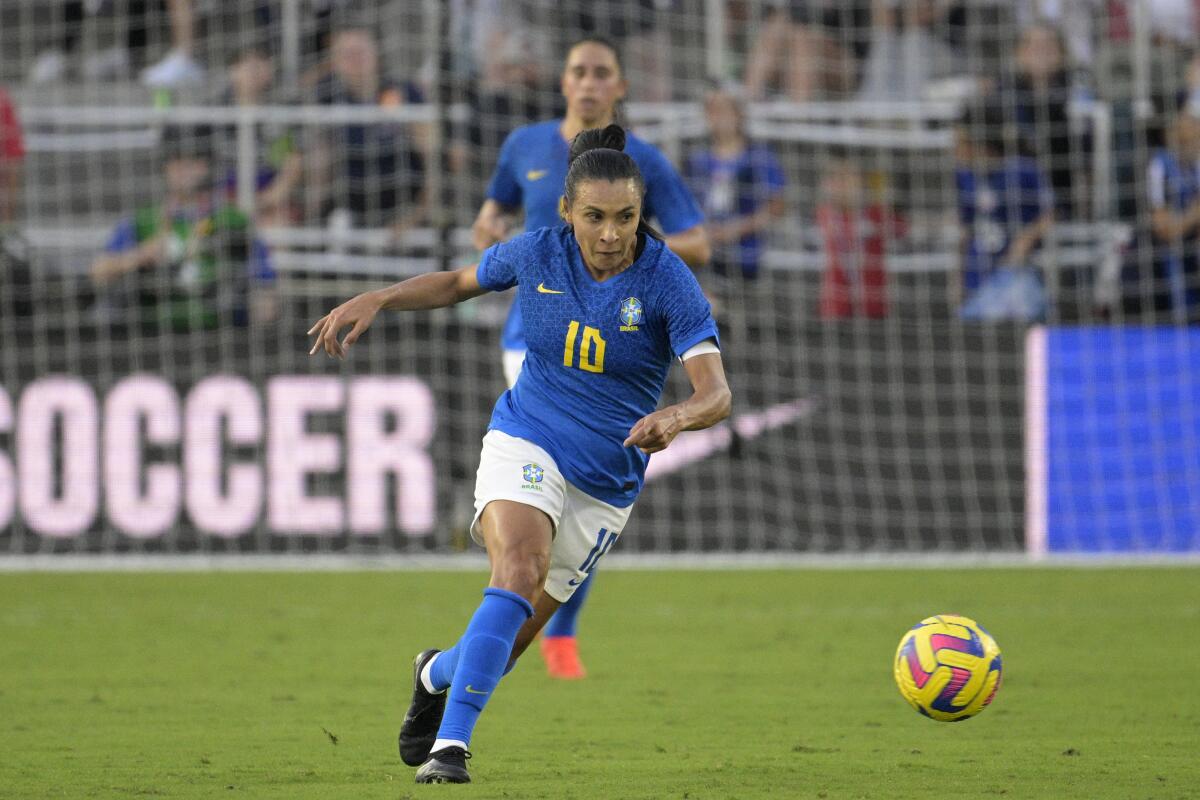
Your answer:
521;463;544;491
619;297;643;332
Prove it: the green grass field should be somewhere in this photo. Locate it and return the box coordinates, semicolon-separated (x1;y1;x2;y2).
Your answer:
2;568;1197;799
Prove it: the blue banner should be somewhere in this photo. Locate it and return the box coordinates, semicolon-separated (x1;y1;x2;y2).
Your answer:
1034;327;1200;553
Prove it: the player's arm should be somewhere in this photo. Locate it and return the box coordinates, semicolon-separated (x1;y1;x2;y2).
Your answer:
663;224;711;268
472;198;517;251
473;130;523;250
624;349;731;454
308;264;486;358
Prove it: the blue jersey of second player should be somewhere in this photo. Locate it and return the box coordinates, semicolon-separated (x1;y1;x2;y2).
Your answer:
486;120;704;351
476;226;718;507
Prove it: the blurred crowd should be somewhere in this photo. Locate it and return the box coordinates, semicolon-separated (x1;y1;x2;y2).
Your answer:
2;0;1200;328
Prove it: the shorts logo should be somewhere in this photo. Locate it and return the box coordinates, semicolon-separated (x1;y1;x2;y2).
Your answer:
619;297;643;331
521;462;544;491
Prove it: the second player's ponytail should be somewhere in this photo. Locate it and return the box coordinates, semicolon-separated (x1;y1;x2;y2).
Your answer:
563;124;663;241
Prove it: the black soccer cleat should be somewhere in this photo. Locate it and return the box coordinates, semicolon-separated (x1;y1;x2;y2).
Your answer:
414;746;472;784
398;649;446;767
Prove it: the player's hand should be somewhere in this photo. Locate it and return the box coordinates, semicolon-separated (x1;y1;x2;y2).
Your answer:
307;290;384;359
471;212;508;251
624;407;685;454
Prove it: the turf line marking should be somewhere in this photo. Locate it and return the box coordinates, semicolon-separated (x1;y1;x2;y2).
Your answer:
2;552;1198;573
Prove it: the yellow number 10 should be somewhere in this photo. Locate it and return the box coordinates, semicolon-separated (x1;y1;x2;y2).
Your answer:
563;321;606;373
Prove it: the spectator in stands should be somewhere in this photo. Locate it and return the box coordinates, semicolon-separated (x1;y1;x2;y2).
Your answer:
27;1;129;83
743;1;872;102
220;45;303;225
953;103;1054;318
1013;0;1102;71
856;0;959;104
439;0;556;190
28;0;225;86
999;23;1086;218
1187;49;1200;112
89;125;276;331
1143;99;1200;321
0;86;24;225
816;150;904;319
141;0;205;87
683;84;786;281
310;25;429;236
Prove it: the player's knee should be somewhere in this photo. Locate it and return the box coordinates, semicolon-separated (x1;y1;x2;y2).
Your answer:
489;552;547;602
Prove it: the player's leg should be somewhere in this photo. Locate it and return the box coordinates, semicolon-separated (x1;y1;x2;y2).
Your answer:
499;347;595;679
414;500;551;784
540;569;596;679
400;578;560;770
539;483;631;678
404;432;565;781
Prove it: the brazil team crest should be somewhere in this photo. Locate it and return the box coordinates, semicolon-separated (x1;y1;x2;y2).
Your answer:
521;463;544;491
619;297;643;331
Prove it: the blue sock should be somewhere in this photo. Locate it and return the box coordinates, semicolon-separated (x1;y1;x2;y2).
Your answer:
543;567;596;638
428;642;460;692
435;588;533;745
428;640;517;693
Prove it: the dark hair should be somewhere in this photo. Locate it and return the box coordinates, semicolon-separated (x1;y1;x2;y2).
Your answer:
566;35;624;75
228;43;271;66
160;124;214;162
957;102;1014;157
564;124;662;241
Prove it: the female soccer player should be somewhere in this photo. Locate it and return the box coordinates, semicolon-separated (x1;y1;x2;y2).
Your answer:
308;126;730;784
472;35;710;679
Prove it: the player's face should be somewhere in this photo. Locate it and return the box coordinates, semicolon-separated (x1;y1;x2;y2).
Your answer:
561;43;627;126
567;179;643;274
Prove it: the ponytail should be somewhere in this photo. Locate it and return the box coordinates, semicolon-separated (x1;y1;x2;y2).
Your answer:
564;124;663;241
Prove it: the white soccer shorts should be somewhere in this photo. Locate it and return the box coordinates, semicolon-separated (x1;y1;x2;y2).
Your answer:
471;430;632;603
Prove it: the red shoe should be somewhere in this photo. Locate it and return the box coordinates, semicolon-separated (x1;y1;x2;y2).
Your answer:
540;636;587;680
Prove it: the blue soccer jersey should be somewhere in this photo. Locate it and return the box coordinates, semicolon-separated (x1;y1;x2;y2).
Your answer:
486;120;704;351
476;226;718;507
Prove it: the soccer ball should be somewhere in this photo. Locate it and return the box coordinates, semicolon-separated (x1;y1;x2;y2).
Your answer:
893;614;1002;722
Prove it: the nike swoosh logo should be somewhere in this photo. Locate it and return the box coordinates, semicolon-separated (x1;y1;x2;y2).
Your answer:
464;685;488;695
526;169;548;181
644;398;820;481
537;283;564;294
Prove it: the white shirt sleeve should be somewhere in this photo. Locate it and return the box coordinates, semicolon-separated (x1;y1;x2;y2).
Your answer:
680;338;720;362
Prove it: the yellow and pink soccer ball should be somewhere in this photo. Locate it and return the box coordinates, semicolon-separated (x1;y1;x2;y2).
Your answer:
894;614;1002;722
